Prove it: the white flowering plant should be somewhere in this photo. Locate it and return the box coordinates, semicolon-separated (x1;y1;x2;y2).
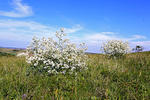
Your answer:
26;28;87;75
101;40;130;58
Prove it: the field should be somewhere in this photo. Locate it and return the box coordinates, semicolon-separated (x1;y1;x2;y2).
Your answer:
0;49;150;99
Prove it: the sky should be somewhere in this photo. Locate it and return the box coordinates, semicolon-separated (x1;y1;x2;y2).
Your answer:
0;0;150;53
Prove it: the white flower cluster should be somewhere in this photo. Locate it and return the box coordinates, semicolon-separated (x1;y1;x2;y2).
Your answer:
26;28;87;74
101;40;130;57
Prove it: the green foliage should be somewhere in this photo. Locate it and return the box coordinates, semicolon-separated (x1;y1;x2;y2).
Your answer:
0;52;16;56
0;52;150;99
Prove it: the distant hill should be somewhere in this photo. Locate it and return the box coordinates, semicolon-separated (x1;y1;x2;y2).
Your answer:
0;46;25;50
0;47;149;56
0;47;25;56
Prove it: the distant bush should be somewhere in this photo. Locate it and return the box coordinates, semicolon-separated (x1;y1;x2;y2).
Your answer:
101;40;130;58
26;28;87;75
132;45;144;52
12;49;19;52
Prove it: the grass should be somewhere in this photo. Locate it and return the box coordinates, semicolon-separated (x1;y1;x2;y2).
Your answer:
0;52;16;56
0;52;150;99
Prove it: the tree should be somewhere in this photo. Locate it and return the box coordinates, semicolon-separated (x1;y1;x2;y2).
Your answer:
132;45;143;52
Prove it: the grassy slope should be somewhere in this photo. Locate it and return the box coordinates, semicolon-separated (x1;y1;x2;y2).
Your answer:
0;48;25;56
0;52;150;99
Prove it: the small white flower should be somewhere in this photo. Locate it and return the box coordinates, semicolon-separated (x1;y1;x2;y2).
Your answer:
34;63;38;66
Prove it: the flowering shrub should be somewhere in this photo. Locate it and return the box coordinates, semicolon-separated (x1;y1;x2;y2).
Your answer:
101;40;130;58
26;28;87;75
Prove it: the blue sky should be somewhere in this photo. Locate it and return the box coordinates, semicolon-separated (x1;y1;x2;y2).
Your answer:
0;0;150;53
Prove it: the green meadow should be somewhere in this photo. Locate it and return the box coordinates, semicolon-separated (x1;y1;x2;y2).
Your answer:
0;50;150;99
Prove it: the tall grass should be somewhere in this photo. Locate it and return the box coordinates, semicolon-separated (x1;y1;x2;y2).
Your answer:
0;52;150;99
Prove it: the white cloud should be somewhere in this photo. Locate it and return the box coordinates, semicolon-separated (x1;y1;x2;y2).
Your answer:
127;35;146;41
0;0;33;17
64;24;82;33
0;19;55;41
85;33;117;43
70;32;147;53
0;19;82;48
100;32;116;35
83;32;146;44
131;41;150;49
0;19;82;43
